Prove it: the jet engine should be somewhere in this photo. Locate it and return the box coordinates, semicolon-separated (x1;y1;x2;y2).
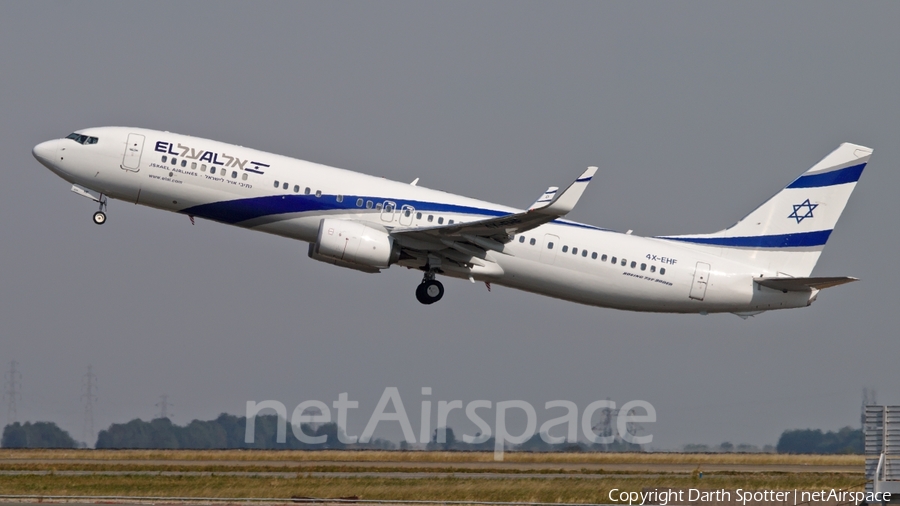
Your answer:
308;218;399;273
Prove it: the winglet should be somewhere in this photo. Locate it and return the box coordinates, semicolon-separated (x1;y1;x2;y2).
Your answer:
534;166;597;216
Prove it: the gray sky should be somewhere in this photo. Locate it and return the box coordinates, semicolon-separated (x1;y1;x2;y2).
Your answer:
1;1;898;449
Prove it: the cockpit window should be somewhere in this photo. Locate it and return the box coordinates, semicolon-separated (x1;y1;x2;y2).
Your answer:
65;133;99;145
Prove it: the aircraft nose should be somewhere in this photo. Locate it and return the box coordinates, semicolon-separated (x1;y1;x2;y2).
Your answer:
32;140;57;164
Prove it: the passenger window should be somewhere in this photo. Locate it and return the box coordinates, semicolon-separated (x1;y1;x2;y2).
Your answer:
294;185;300;193
427;215;433;222
601;254;607;261
611;256;617;263
582;250;588;257
630;261;635;268
562;246;568;253
191;162;197;170
162;155;167;163
660;268;666;275
650;265;656;273
572;247;578;255
316;190;322;197
640;263;646;271
519;236;525;243
366;200;373;209
201;164;206;172
357;198;364;207
171;157;177;165
282;182;288;190
438;217;444;224
242;173;248;181
376;203;382;210
621;259;627;266
181;160;187;167
231;171;237;178
404;208;411;217
548;242;554;249
337;195;343;203
448;220;454;224
530;238;536;245
591;252;597;259
305;187;311;195
274;180;279;188
416;212;422;219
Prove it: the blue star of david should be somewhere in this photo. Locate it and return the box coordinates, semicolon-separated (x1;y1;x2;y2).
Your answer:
788;199;818;223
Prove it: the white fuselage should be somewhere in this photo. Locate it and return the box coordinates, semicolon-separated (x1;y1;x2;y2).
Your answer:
33;127;816;314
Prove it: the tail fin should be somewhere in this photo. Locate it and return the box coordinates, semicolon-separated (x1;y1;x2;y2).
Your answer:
661;143;872;276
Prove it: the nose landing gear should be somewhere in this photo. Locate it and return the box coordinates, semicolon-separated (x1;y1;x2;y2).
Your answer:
92;195;108;225
415;270;444;305
71;185;108;225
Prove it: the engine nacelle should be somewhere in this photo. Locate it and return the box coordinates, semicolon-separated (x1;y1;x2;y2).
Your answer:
308;218;398;273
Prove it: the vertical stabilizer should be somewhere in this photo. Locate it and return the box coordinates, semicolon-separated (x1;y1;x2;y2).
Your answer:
660;143;872;276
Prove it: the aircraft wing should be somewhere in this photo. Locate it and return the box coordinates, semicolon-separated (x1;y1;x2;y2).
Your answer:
392;167;597;249
755;276;857;292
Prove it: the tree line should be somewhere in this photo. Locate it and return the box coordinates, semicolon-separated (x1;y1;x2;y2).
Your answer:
0;417;864;453
775;426;863;454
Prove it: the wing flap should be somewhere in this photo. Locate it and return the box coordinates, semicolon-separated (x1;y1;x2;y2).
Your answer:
755;276;857;291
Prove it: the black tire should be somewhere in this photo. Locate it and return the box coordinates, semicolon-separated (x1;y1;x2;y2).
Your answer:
416;279;444;304
93;211;107;225
415;283;429;304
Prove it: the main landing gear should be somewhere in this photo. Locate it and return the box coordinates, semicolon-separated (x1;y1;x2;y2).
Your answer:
415;271;444;305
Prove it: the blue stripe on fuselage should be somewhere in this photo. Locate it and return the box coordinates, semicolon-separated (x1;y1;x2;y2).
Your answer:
787;163;865;188
661;229;832;248
180;194;603;230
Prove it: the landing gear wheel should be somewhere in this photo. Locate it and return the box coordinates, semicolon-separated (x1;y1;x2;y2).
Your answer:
416;279;444;305
92;211;107;225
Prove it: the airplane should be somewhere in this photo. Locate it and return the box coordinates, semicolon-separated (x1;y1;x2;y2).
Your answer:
32;127;871;316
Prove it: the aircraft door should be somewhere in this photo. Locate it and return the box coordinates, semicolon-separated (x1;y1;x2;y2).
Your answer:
381;201;396;222
121;133;145;171
689;262;711;300
399;205;414;226
539;234;560;264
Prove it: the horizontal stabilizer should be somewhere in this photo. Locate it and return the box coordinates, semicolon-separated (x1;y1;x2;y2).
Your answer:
755;276;857;292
